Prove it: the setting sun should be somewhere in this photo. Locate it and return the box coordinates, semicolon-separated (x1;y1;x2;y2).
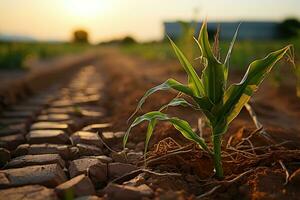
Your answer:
64;0;109;19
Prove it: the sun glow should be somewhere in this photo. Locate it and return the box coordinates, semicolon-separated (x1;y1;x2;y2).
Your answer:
64;0;109;19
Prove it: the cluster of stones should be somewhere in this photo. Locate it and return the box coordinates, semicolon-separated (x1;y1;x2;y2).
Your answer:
0;66;152;200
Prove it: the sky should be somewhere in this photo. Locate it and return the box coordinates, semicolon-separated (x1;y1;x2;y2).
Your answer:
0;0;299;43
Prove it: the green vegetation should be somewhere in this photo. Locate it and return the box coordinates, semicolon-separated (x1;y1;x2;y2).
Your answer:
0;42;91;69
122;39;299;71
124;22;292;178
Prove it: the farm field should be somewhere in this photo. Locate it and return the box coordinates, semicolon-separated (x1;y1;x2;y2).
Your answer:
0;42;92;70
0;42;300;199
122;39;300;70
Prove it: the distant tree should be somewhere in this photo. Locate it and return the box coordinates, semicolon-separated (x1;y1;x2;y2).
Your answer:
121;36;136;44
278;18;300;39
73;30;89;43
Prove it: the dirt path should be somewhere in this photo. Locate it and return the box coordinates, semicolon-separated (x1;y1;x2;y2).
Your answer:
0;47;300;199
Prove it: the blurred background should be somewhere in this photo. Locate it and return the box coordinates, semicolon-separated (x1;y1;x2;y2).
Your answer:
0;0;299;72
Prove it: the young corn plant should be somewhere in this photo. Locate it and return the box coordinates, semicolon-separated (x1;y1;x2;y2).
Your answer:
123;22;292;178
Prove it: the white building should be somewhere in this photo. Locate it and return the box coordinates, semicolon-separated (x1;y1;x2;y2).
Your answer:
164;21;280;40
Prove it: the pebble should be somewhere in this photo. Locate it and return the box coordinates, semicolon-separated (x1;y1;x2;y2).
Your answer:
31;122;70;133
1;111;35;119
0;127;22;137
13;144;79;160
0;134;25;150
0;123;26;136
69;157;102;178
108;162;138;180
102;132;115;145
0;148;10;167
76;143;103;156
111;151;128;163
74;196;104;200
114;131;125;139
127;151;143;163
0;118;30;126
95;155;113;163
36;114;70;122
55;174;96;198
26;130;70;144
71;131;102;148
0;163;67;188
5;154;65;169
88;162;108;184
51;100;74;108
82;123;112;132
0;185;58;200
103;183;153;200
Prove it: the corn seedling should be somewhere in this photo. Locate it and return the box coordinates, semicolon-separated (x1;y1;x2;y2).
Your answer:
124;22;292;178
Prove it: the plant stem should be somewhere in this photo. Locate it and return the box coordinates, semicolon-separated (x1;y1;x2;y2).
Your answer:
212;129;223;179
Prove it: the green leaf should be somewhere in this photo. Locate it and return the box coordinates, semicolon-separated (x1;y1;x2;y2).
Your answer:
159;97;199;111
144;119;157;154
124;111;167;149
128;79;194;121
220;45;291;125
224;23;241;81
198;22;226;104
168;36;205;97
124;111;210;153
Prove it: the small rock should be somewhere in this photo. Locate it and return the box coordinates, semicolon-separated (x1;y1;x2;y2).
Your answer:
13;144;78;160
82;123;112;132
0;118;30;126
0;127;22;137
1;111;35;118
0;148;10;166
114;131;125;139
103;183;153;200
111;151;127;163
26;130;70;144
0;134;25;150
126;142;136;149
102;132;115;145
31;122;70;133
73;94;101;105
55;174;95;198
127;151;143;163
76;144;103;156
0;123;27;137
69;158;102;178
10;105;42;113
74;196;104;200
108;163;138;180
37;114;70;122
95;155;113;163
0;163;67;188
0;185;58;200
88;162;108;184
51;100;74;108
46;107;75;114
5;154;65;169
71;131;102;148
79;109;103;118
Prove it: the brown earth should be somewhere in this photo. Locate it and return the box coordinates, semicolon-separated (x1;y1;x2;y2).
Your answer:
98;47;300;199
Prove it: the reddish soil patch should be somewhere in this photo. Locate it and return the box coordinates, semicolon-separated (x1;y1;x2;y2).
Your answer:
97;47;300;199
